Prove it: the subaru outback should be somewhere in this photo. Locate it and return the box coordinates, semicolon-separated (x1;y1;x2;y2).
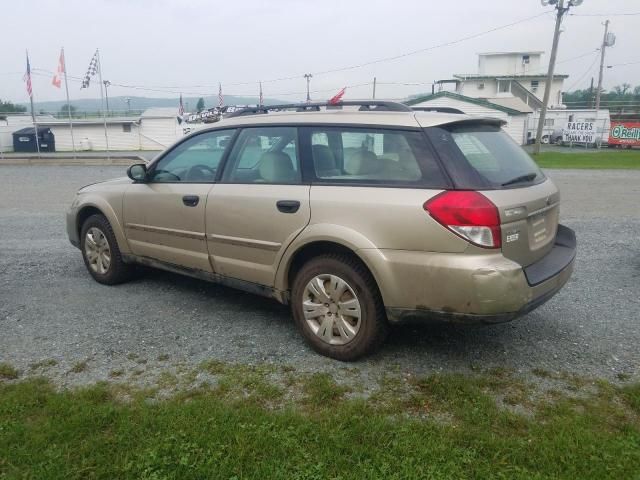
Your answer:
67;101;576;361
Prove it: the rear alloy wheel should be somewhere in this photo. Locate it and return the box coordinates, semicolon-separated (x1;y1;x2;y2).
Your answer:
80;214;133;285
302;274;362;346
291;254;388;361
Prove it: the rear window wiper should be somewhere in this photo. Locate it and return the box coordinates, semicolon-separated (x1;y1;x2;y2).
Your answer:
501;172;538;187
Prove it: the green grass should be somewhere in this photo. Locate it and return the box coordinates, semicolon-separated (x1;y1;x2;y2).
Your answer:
69;360;89;374
0;363;19;380
533;150;640;169
29;359;58;371
1;369;639;479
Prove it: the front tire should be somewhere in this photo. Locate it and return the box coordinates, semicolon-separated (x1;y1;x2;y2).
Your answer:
80;214;133;285
291;254;388;361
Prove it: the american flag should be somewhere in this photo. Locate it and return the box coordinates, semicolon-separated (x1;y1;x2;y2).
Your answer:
81;50;99;89
328;87;346;105
178;93;185;116
24;52;33;98
218;83;224;108
259;81;264;107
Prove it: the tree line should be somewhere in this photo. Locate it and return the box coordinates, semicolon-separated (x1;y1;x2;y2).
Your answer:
563;83;640;113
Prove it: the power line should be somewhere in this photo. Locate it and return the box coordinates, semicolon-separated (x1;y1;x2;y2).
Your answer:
28;10;552;93
311;12;552;76
565;52;601;91
607;60;640;68
569;12;640;17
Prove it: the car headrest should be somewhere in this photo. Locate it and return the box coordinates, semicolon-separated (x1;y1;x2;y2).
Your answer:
345;149;379;175
258;151;295;182
312;144;336;170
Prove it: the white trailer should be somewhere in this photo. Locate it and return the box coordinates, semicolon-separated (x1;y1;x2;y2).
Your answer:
527;108;611;146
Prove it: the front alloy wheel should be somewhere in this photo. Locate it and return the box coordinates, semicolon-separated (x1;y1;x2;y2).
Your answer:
80;213;133;285
84;227;111;274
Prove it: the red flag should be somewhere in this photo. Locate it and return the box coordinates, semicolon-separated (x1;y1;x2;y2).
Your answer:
52;49;64;88
328;87;346;105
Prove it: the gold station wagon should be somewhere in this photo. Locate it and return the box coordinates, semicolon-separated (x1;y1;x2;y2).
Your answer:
67;101;576;360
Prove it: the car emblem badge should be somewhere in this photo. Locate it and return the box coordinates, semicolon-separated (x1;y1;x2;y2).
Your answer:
506;231;520;243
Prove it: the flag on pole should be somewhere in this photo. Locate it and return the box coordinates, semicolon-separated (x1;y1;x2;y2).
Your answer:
218;83;224;108
24;53;33;98
81;50;99;89
259;81;264;107
328;87;346;105
178;93;185;116
52;49;64;88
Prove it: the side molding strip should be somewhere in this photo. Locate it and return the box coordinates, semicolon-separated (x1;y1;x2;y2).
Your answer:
125;223;206;240
208;233;281;251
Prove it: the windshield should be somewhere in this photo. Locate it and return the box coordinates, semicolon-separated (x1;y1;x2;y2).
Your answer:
426;125;545;190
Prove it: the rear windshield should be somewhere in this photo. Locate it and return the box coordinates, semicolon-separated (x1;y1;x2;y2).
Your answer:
426;124;545;190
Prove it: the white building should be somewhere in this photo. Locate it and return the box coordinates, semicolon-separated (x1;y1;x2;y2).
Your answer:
445;52;567;109
407;91;532;145
0;108;183;152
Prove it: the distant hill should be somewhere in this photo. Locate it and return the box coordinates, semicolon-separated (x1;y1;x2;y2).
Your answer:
22;95;287;113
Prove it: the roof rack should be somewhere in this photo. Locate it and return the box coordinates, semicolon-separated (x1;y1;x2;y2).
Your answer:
411;106;465;115
225;100;412;118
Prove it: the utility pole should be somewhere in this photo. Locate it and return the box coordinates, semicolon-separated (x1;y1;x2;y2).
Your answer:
594;20;610;111
589;77;594;108
304;74;312;102
372;77;377;99
534;0;575;155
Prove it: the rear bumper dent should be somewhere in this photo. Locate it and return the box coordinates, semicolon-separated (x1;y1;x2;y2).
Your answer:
364;224;576;325
386;256;574;324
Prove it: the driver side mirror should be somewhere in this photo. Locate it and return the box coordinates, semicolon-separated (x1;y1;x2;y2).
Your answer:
127;163;148;182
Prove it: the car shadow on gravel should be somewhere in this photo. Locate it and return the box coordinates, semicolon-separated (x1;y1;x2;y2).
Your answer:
131;267;293;318
116;267;564;364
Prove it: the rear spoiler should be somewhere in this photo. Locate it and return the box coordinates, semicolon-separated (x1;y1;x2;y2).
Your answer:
438;117;507;128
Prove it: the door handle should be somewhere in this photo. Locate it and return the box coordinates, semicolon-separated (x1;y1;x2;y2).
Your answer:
276;200;300;213
182;195;200;207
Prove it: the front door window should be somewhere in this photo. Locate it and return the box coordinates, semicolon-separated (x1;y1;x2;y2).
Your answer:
149;129;236;183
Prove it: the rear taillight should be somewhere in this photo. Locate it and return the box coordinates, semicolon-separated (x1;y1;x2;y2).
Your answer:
424;191;501;249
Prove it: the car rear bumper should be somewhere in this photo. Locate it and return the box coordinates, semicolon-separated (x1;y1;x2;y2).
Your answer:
359;225;576;325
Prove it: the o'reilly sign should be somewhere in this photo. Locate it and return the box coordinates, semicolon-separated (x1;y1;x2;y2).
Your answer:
609;123;640;144
563;122;596;143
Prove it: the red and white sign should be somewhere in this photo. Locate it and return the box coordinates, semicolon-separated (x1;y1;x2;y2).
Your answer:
609;122;640;147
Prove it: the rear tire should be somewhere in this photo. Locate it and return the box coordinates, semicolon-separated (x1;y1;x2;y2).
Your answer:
291;253;388;361
80;214;133;285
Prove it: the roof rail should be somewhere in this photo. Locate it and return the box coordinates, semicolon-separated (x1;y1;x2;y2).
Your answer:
225;100;413;118
411;106;465;114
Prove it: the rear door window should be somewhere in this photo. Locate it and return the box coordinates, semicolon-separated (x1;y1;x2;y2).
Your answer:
303;127;447;187
221;126;300;184
426;124;545;189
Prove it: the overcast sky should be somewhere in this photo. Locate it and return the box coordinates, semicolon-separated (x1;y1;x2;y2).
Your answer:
2;0;639;107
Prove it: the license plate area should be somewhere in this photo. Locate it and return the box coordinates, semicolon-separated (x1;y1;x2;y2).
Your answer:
528;207;558;250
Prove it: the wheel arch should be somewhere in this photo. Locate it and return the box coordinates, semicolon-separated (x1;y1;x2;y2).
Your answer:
275;225;385;304
75;198;130;254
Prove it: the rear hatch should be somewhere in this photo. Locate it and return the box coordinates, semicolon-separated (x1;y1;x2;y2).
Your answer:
423;121;559;267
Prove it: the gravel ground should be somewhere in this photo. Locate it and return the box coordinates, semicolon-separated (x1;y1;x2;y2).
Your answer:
1;165;639;388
